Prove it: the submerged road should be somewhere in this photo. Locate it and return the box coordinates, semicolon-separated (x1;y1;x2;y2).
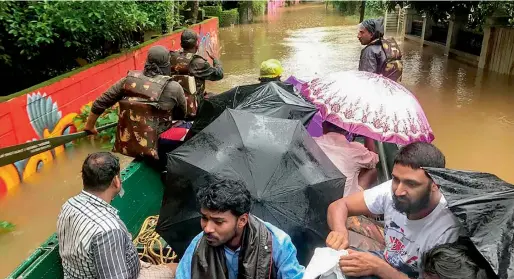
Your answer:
1;3;514;277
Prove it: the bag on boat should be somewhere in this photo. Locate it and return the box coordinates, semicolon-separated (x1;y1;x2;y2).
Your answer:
113;71;173;160
304;247;348;279
379;37;403;82
170;75;198;118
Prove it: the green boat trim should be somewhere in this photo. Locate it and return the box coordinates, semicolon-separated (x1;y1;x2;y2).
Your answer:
7;141;398;278
7;161;163;279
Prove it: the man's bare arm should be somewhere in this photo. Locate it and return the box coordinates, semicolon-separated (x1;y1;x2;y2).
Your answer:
327;191;374;232
326;192;374;250
340;250;412;279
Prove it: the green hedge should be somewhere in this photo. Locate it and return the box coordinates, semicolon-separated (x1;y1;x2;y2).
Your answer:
220;9;239;27
250;1;267;17
203;5;222;18
0;19;213;103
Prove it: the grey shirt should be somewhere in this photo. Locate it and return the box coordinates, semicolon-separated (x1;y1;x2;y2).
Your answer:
57;191;140;279
358;43;387;74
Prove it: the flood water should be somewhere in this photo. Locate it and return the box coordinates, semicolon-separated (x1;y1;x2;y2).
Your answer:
1;3;514;277
0;144;131;277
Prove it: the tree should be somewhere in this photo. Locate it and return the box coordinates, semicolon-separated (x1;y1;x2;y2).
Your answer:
0;1;186;96
192;1;200;24
386;1;514;28
330;0;385;19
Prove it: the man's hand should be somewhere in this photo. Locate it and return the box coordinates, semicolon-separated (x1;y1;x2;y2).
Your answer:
84;112;100;135
339;249;381;277
206;41;221;60
326;229;349;250
84;125;98;135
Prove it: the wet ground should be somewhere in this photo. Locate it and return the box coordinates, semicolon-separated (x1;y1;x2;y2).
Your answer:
1;3;514;277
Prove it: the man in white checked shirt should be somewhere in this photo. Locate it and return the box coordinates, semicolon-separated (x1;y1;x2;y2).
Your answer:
57;152;175;279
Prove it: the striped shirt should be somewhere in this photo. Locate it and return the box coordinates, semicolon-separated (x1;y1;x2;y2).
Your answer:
57;190;141;279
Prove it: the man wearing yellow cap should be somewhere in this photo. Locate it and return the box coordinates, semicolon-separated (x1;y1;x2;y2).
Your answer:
259;59;283;83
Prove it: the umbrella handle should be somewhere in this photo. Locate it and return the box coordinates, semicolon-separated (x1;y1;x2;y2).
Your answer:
377;141;391;181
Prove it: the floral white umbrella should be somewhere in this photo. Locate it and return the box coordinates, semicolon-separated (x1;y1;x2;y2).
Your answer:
297;70;434;145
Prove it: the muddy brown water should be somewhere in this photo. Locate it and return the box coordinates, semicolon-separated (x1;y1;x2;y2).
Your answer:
1;3;513;277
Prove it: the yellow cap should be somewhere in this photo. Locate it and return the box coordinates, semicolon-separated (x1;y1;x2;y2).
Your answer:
259;59;283;79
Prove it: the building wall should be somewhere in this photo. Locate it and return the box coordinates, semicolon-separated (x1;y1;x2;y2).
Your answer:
485;27;514;75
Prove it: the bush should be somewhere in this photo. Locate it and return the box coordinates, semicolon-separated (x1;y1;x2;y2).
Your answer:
332;1;360;15
219;8;239;27
251;1;267;17
238;1;266;24
73;103;119;149
0;0;187;97
136;1;183;33
203;5;222;18
0;221;15;233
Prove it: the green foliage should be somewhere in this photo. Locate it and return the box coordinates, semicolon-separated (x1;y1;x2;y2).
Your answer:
332;0;360;15
0;220;15;233
0;0;187;96
365;1;386;17
332;0;386;20
0;1;148;60
220;8;239;27
387;1;514;29
136;1;182;32
330;0;385;21
74;104;119;149
203;5;223;18
250;1;267;17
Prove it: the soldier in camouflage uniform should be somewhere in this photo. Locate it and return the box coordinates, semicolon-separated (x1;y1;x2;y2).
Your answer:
357;18;403;82
84;45;187;169
170;29;224;113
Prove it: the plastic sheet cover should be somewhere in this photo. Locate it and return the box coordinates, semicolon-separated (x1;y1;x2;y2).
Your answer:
156;109;346;265
425;167;514;279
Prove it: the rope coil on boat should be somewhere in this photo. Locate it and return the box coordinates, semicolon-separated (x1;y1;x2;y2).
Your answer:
133;215;177;265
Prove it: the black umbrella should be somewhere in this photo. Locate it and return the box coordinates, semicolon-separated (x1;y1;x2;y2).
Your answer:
185;81;317;139
425;167;514;279
156;109;346;265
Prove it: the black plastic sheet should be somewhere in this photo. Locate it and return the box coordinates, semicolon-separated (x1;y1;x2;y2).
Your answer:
186;81;317;139
156;109;346;265
425;168;514;279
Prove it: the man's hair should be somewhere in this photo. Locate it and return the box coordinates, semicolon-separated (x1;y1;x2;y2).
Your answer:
196;178;252;217
82;152;120;192
422;242;489;279
393;142;445;169
258;77;281;82
181;29;198;50
322;121;347;135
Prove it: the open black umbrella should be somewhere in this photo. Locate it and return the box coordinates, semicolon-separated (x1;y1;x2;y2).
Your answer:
185;81;317;139
156;109;346;265
425;168;514;279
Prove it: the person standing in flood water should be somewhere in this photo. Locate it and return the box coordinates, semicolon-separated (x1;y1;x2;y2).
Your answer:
357;18;403;82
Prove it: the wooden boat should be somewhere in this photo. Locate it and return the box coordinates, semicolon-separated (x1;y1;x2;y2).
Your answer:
7;140;398;278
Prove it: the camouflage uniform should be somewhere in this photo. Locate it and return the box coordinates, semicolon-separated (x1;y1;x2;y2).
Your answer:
91;70;186;160
169;50;224;116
